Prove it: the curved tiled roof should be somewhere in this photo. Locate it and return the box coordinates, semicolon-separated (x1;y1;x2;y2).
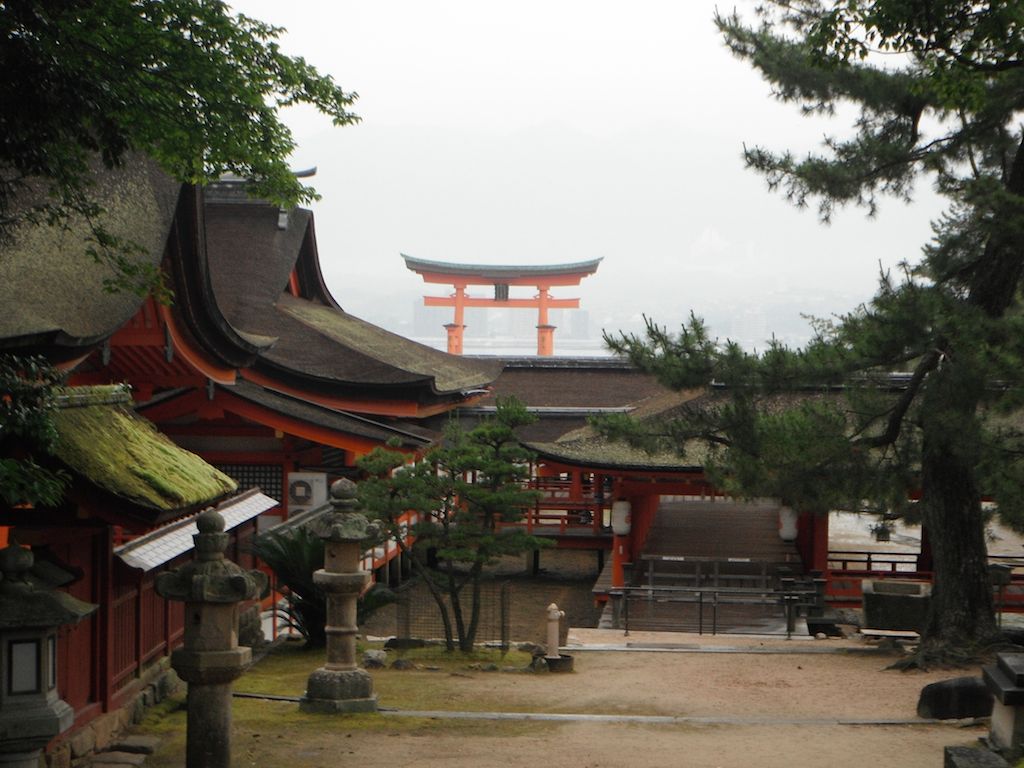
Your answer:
402;254;602;280
524;389;708;471
202;201;499;396
221;381;438;448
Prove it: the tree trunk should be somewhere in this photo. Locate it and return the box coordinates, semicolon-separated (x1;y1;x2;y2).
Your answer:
918;365;998;656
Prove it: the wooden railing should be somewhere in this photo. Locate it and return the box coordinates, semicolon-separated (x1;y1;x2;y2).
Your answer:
615;583;820;637
827;549;920;574
825;549;1024;611
494;477;612;537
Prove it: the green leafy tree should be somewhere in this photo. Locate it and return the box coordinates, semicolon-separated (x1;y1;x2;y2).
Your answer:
358;399;545;652
1;0;359;293
606;1;1024;663
1;1;357;508
251;525;327;646
250;525;395;646
0;354;69;507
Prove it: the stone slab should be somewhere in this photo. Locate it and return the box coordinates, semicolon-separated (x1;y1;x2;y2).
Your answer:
944;746;1008;768
984;665;1024;706
998;654;1024;687
89;751;147;766
109;735;160;754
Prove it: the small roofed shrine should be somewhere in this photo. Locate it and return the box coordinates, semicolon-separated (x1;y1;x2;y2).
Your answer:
402;254;602;356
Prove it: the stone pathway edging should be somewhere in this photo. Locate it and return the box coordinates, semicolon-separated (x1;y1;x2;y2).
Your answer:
380;708;966;727
566;642;892;654
230;693;981;729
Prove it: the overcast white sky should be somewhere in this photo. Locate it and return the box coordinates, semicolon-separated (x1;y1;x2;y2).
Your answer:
230;0;944;354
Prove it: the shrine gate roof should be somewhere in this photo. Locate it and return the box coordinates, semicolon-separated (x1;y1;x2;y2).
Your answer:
402;254;602;283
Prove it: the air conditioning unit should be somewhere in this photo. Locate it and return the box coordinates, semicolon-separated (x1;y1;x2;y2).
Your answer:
286;472;328;516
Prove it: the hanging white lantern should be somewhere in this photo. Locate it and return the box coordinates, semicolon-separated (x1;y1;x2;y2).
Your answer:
611;500;632;536
778;507;799;542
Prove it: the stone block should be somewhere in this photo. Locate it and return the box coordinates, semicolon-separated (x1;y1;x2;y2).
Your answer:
918;676;993;719
67;727;96;758
157;669;180;700
90;713;118;751
862;579;931;632
46;743;71;768
129;697;146;726
363;650;387;669
110;735;160;755
384;637;426;650
239;604;266;649
304;667;374;700
944;746;1008;767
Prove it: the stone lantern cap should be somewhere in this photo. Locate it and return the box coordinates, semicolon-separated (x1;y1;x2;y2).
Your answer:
156;508;269;604
0;544;96;630
309;479;377;543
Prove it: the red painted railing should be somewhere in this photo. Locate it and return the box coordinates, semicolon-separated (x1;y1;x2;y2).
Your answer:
825;549;1024;612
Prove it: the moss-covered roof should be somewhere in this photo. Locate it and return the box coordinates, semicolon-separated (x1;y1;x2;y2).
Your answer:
525;389;708;471
51;386;236;512
277;295;498;393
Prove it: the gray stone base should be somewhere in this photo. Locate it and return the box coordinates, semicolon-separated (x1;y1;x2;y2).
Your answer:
545;654;575;673
299;696;378;714
300;667;377;714
944;746;1009;767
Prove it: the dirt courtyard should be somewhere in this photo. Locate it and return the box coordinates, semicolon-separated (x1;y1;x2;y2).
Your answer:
140;633;992;768
139;551;997;768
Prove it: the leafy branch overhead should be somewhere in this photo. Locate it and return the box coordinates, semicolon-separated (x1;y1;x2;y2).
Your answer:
0;354;69;507
1;0;359;293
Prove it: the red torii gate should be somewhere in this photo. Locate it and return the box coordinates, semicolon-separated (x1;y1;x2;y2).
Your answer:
402;254;602;356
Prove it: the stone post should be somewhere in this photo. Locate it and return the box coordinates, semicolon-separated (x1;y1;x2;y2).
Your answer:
300;479;378;714
545;603;564;660
155;509;268;768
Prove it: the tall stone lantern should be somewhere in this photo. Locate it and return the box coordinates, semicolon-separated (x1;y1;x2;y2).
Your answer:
0;542;97;768
155;508;268;768
300;479;378;714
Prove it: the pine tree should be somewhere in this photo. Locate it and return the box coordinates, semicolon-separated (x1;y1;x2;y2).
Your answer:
606;1;1024;663
358;398;545;652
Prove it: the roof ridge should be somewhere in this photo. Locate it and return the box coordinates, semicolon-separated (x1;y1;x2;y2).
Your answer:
55;384;133;408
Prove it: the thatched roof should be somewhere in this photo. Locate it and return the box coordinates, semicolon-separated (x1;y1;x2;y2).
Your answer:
51;385;236;512
0;157;180;354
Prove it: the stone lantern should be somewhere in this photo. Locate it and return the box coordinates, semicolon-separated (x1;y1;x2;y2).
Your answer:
155;508;268;768
300;479;378;714
0;542;97;768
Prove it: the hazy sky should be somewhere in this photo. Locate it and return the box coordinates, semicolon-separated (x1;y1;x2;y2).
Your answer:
230;1;944;353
